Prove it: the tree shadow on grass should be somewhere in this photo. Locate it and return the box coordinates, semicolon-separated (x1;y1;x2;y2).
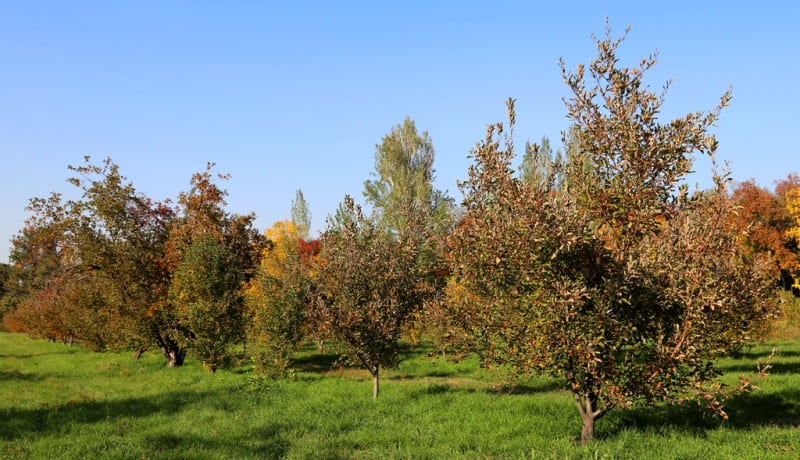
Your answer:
386;365;477;381
0;387;231;441
485;380;566;395
0;370;46;382
600;387;800;440
725;388;800;427
412;379;564;397
734;348;800;360
142;423;295;459
293;352;339;373
716;361;800;375
0;349;80;359
399;344;436;361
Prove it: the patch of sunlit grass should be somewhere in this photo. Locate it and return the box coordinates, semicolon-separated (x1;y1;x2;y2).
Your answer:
1;332;798;459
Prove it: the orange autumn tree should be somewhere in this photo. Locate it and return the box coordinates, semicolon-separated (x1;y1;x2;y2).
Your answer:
731;180;798;281
3;193;75;340
731;174;800;293
167;164;264;370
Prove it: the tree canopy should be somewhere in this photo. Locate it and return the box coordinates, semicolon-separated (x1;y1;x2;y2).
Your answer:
316;196;430;399
444;26;777;443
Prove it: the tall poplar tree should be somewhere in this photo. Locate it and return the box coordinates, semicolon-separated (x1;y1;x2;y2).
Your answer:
363;117;453;241
291;189;311;240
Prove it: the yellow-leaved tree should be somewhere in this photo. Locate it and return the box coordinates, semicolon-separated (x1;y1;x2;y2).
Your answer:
786;188;800;242
245;220;315;376
786;187;800;291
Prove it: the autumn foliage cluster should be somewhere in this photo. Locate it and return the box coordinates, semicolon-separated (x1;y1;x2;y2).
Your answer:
2;26;798;442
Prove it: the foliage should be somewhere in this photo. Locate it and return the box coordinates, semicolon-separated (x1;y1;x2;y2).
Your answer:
519;136;555;188
70;158;178;354
290;189;311;240
732;180;799;272
362;117;456;346
245;220;315;376
363;117;453;238
2;193;73;330
165;163;264;276
166;163;264;369
316;196;430;398
4;277;73;345
4;158;176;356
0;264;9;323
445;26;777;443
786;188;800;249
775;174;800;292
3;159;262;369
731;179;798;284
170;234;246;372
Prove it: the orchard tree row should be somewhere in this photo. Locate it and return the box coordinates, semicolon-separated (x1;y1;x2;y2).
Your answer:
1;160;265;369
2;26;798;443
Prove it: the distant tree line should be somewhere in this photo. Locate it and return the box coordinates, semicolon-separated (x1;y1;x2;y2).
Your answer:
2;25;798;443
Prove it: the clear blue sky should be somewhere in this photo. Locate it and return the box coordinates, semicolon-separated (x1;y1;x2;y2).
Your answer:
1;2;798;261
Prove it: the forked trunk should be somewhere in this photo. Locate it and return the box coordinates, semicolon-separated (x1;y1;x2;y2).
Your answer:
573;389;611;444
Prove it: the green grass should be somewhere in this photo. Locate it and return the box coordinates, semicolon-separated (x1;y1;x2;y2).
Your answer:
1;333;798;459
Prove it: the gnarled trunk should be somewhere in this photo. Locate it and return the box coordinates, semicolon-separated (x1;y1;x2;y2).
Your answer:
153;331;187;367
165;346;187;367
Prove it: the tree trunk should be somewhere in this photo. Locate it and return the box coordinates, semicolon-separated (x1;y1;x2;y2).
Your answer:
580;413;595;444
372;367;380;400
317;339;324;353
153;331;186;367
165;346;186;367
573;389;611;444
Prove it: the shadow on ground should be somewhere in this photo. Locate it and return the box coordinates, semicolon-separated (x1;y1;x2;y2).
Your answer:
0;349;80;360
0;370;47;382
717;361;800;375
293;352;339;373
0;384;325;458
600;387;800;440
0;388;225;441
141;424;294;459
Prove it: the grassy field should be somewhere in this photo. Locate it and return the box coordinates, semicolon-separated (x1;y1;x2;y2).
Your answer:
1;332;798;459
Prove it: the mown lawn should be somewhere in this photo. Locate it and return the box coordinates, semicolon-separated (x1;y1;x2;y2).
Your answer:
0;332;798;459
